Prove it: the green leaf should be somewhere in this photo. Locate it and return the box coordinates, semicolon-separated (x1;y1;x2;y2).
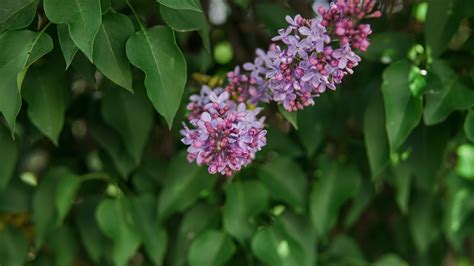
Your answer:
465;109;474;142
71;51;97;86
158;153;217;220
278;105;298;129
0;125;18;190
169;203;219;266
382;60;423;153
23;66;66;145
364;32;415;64
0;0;38;33
424;60;474;125
54;171;80;225
251;213;315;266
309;159;361;238
93;12;134;92
0;30;53;133
160;5;210;52
223;180;270;243
409;192;440;254
297;100;331;157
258;156;307;212
101;85;153;164
44;0;101;60
126;25;187;128
344;180;373;228
393;162;412;214
188;230;236;266
373;254;407;266
0;225;29;266
96;198;141;266
57;24;78;69
264;128;303;158
404;124;449;190
90;122;137;178
48;226;78;266
0;181;31;212
131;195;168;266
156;0;202;12
75;197;109;263
425;0;464;57
321;234;366;265
364;89;390;178
33;168;66;246
255;3;296;35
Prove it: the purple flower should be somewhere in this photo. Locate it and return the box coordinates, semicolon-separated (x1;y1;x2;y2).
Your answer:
181;87;267;176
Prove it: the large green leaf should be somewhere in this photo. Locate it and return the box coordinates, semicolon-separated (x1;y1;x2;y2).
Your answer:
465;109;474;142
404;124;449;190
0;0;38;33
93;12;134;92
169;203;219;266
364;89;390;178
0;125;18;189
223;180;270;243
425;0;464;57
0;30;53;133
96;198;141;266
160;5;210;52
393;162;412;214
156;0;202;12
188;230;236;266
101;85;153;164
0;225;29;266
258;156;307;211
126;25;187;128
75;197;110;263
251;212;315;266
54;171;80;225
309;159;361;238
57;24;78;69
158;153;217;220
382;60;423;153
424;60;474;125
43;0;101;60
130;195;168;266
23;66;66;145
409;193;440;254
48;226;78;266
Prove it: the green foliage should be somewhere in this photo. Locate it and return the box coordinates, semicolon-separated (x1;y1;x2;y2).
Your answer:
1;0;474;265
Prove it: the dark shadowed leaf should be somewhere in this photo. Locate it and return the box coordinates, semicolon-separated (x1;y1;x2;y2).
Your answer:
424;60;474;125
96;198;141;266
310;159;361;238
0;125;18;189
0;225;29;265
188;230;236;266
48;226;78;266
23;66;66;145
54;171;80;225
465;109;474;142
258;156;307;211
57;24;78;69
158;153;217;220
101;85;153;164
364;32;414;63
223;180;270;243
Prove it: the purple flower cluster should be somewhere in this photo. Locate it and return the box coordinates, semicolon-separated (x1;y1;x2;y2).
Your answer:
241;0;380;111
182;0;380;175
181;88;267;176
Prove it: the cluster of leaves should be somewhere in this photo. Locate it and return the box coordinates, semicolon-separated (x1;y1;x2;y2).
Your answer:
1;0;474;265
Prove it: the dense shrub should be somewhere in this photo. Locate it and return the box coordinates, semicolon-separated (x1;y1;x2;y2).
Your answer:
0;0;474;265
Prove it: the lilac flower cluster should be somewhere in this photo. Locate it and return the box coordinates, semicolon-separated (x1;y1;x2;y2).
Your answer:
182;0;380;175
242;0;380;111
181;88;267;176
